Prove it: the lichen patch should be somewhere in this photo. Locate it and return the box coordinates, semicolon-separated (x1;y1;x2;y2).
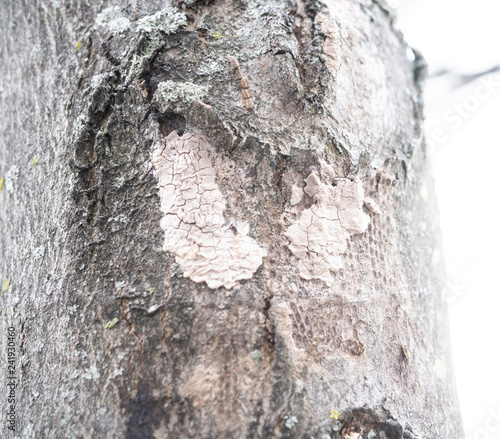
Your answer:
136;7;187;34
285;169;370;282
152;132;267;289
95;6;131;35
152;81;207;113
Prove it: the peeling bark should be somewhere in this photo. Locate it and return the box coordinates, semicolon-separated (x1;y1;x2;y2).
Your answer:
0;0;463;438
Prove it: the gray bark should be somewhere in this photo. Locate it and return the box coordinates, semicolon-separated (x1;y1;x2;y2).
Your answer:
0;0;463;438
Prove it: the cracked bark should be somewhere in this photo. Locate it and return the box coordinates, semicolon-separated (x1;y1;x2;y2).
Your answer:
0;0;463;438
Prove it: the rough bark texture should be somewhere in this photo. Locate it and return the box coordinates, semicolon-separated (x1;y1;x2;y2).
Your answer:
0;0;463;438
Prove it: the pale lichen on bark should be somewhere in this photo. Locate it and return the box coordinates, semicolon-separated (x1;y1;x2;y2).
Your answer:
95;6;131;35
152;131;267;289
152;81;208;113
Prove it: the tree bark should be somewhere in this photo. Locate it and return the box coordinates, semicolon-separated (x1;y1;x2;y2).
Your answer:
0;0;463;438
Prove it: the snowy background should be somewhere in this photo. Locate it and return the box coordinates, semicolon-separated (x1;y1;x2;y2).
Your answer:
396;1;500;437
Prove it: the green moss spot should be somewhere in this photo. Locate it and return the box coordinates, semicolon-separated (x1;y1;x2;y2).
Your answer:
75;41;82;50
2;279;10;292
32;157;39;166
147;287;155;294
211;32;223;40
0;177;4;191
105;317;119;329
330;409;340;420
3;308;6;316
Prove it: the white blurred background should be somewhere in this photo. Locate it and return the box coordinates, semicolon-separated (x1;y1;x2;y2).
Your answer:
395;1;500;437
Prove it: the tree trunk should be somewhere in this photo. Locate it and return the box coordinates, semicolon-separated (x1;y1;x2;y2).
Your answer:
0;0;463;438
